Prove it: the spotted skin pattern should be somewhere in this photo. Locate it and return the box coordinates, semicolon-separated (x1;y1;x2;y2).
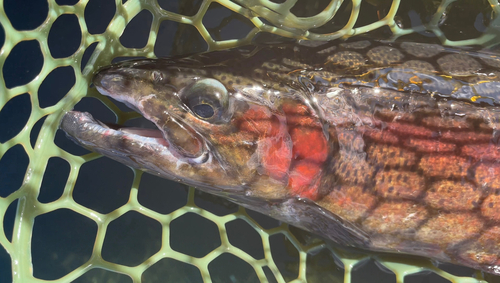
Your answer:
62;40;500;274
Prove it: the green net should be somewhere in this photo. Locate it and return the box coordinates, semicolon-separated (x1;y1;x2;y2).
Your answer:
2;0;500;282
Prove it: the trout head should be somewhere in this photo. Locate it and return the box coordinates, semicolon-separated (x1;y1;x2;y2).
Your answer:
61;50;334;202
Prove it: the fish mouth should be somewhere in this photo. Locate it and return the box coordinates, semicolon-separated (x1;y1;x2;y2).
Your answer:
61;65;205;166
60;109;217;195
61;104;210;163
87;61;208;161
60;110;170;158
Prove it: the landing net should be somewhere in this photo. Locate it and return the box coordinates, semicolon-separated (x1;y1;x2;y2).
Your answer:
1;0;499;282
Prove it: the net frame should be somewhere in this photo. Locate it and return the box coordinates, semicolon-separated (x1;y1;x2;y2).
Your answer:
0;0;498;282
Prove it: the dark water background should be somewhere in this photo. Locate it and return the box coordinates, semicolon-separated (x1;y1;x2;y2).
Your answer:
0;0;499;282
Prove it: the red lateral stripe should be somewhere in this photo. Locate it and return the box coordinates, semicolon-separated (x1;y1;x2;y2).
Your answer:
290;126;328;163
288;161;321;200
441;130;492;143
282;101;310;115
363;128;400;144
286;115;322;127
462;144;500;160
239;105;272;120
387;122;437;137
260;135;292;180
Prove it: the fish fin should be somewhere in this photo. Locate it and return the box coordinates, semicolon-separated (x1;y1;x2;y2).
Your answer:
228;195;371;248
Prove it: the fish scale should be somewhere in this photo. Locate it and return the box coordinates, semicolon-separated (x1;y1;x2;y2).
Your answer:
61;39;500;274
311;81;500;269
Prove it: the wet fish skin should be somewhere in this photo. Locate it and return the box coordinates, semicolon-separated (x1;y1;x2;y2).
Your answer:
61;40;500;274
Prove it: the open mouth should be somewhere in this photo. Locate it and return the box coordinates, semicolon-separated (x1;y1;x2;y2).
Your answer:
59;107;215;194
105;117;166;140
59;61;176;153
60;110;171;152
61;96;209;166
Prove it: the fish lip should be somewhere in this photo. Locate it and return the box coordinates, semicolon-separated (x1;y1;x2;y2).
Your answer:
60;111;170;152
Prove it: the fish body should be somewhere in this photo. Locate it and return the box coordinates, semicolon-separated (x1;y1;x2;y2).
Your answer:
62;40;500;274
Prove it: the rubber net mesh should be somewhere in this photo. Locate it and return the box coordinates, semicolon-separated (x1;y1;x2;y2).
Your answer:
1;0;500;282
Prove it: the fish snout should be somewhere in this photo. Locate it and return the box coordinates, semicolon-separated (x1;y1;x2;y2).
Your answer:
92;66;129;97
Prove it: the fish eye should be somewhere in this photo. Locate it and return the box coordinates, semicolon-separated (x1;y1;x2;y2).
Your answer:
192;103;215;119
181;78;229;122
151;71;164;82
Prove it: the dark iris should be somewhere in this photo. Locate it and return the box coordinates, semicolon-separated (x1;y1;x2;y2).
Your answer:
192;103;215;119
181;78;229;123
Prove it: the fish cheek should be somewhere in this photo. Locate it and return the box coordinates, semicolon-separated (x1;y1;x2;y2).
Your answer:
161;119;203;158
217;144;256;182
138;96;171;124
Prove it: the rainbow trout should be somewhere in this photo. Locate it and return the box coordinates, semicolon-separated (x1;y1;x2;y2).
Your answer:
61;40;500;274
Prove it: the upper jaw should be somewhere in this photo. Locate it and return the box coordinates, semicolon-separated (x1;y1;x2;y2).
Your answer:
93;65;147;114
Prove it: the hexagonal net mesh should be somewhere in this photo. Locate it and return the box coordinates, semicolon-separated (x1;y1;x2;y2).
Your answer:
1;0;500;282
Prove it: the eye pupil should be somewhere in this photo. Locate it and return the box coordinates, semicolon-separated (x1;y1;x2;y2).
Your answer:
192;104;215;119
